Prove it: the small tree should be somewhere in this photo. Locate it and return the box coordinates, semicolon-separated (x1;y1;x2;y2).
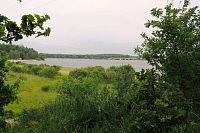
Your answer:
135;0;200;111
0;57;18;128
0;1;51;130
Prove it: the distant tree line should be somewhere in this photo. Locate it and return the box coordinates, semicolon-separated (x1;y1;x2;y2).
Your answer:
0;44;45;60
45;54;139;60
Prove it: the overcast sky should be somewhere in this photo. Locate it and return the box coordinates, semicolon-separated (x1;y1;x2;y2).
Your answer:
1;0;200;54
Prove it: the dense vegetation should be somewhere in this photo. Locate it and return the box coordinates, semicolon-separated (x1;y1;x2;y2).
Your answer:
0;57;18;130
0;44;45;60
9;66;197;132
135;0;200;114
9;62;60;78
0;0;51;131
5;71;58;114
6;0;200;132
45;54;138;60
1;0;200;132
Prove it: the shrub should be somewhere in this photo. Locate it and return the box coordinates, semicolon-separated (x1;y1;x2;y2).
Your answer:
9;62;60;78
0;57;18;131
41;86;51;92
10;66;196;133
39;67;59;78
11;65;22;73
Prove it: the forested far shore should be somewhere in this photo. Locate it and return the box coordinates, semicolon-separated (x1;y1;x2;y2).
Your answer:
44;54;140;60
0;43;140;60
0;44;45;60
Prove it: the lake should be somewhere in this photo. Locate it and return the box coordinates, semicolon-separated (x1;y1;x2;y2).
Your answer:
21;58;151;71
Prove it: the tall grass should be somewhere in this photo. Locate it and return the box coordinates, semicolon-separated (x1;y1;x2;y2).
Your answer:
5;72;58;114
8;66;199;133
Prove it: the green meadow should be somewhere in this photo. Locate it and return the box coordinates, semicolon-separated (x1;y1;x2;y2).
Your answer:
59;67;75;74
5;67;74;114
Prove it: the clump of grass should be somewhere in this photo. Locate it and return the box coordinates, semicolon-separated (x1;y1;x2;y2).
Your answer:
19;76;27;81
41;85;51;92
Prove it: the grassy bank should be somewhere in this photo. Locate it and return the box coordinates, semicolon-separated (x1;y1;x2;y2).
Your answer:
5;67;74;114
59;67;75;74
5;72;58;114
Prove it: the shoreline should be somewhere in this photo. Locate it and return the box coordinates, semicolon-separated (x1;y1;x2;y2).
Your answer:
9;58;151;71
9;58;144;62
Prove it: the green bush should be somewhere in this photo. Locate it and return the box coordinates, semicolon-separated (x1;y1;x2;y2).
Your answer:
41;86;51;92
38;66;60;78
9;62;60;78
0;57;18;131
11;65;22;73
9;66;197;133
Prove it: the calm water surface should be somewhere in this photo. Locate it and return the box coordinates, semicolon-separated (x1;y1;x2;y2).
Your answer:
22;58;151;71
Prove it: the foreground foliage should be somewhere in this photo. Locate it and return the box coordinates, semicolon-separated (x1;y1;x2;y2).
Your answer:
0;14;50;43
4;0;200;132
135;0;200;112
0;1;51;130
0;58;18;131
9;66;198;133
